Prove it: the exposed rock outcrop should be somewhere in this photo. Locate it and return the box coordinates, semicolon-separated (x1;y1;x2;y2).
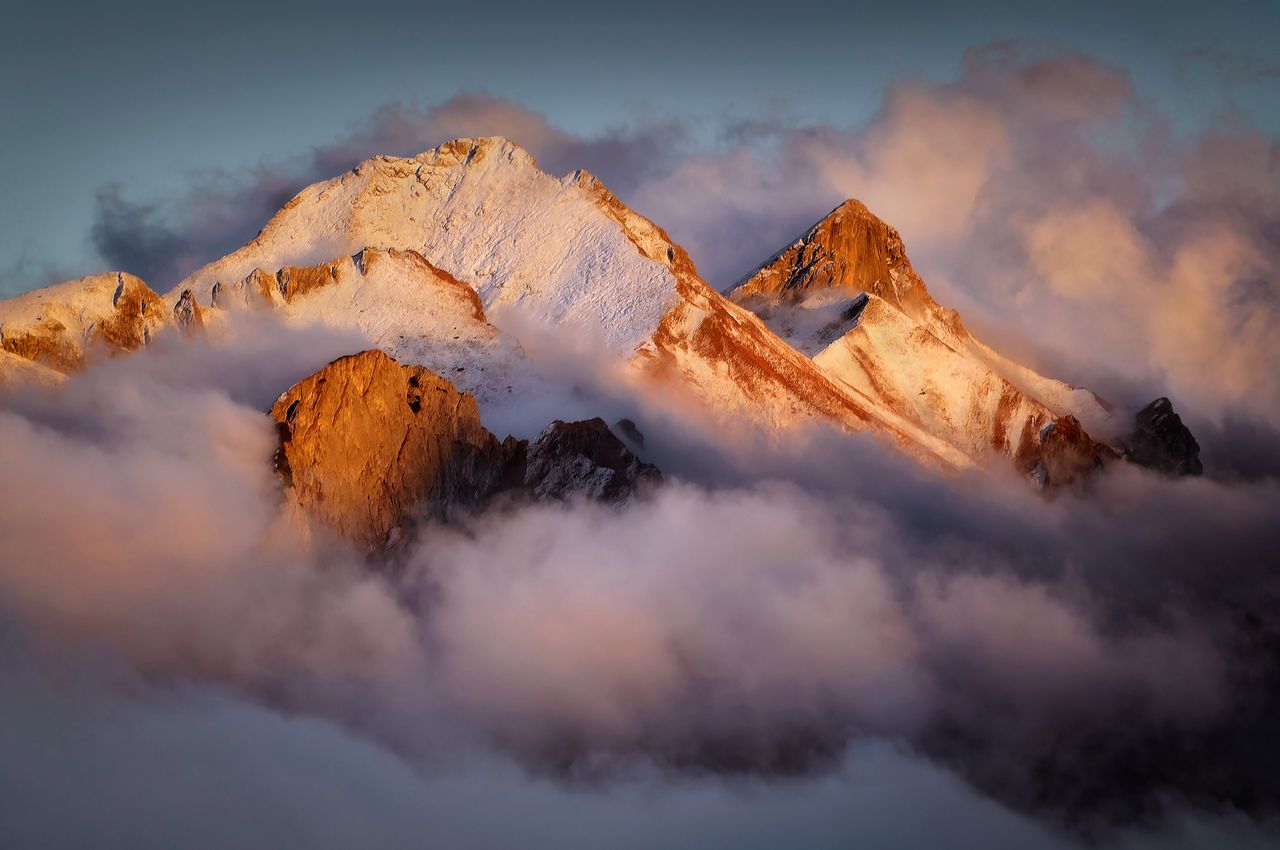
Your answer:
269;351;661;551
1121;397;1203;476
172;289;205;334
269;349;516;552
733;199;933;318
1024;416;1117;490
516;418;661;501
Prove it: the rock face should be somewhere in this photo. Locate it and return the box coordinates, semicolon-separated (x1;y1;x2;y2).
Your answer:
171;289;206;334
269;349;516;552
1025;417;1117;490
517;418;661;501
734;199;929;316
269;351;661;550
1121;397;1203;476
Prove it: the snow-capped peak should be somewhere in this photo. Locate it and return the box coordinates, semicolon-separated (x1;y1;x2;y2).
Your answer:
730;198;1118;481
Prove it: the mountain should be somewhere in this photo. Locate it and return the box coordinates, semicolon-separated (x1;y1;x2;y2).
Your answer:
165;137;968;465
0;349;63;389
0;272;169;372
194;245;550;430
0;137;1159;484
1120;397;1203;476
730;200;1117;483
519;417;661;501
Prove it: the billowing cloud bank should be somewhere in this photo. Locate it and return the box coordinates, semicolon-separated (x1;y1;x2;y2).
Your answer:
1;316;1278;848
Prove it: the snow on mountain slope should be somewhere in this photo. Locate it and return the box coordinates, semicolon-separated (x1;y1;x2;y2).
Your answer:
0;140;1115;478
0;349;64;389
812;295;1112;480
0;272;169;375
731;200;1116;480
170;137;968;465
174;139;678;355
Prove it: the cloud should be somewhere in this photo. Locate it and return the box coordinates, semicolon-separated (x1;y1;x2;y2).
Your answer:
1;319;1279;838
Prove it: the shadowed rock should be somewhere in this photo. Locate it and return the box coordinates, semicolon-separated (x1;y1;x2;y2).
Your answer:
172;289;205;334
519;418;661;502
1122;397;1203;476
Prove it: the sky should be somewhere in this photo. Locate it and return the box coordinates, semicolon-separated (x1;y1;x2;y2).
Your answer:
3;0;1279;295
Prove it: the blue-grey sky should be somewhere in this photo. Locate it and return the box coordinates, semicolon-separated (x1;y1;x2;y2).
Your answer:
2;0;1278;295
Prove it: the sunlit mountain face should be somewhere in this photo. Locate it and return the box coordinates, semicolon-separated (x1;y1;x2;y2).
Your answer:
2;3;1279;849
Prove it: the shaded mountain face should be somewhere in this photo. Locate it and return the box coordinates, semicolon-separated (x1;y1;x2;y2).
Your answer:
519;417;661;501
730;200;1122;485
1122;397;1203;476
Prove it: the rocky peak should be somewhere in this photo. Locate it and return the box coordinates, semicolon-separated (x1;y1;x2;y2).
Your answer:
411;136;537;170
731;199;915;308
269;349;515;552
1022;415;1117;490
172;289;205;333
1121;397;1203;476
269;350;663;552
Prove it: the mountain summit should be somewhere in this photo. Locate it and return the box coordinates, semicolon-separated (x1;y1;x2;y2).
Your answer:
730;200;1117;483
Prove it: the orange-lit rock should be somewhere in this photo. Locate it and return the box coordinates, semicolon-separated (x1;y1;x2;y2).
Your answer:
269;349;516;552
